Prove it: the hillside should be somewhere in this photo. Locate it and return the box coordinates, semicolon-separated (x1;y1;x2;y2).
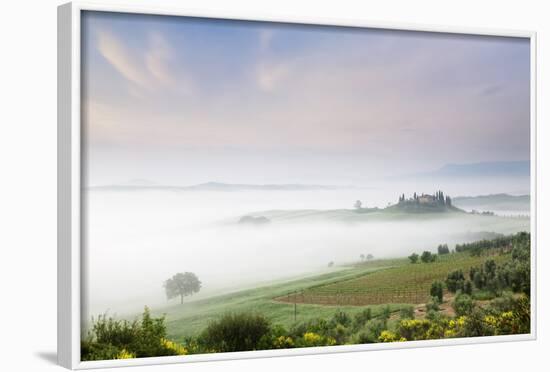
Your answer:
453;193;530;214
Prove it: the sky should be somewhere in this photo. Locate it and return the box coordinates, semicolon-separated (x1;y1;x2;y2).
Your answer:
81;11;531;187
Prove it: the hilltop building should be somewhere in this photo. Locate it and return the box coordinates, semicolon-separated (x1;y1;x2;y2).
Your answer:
398;191;452;207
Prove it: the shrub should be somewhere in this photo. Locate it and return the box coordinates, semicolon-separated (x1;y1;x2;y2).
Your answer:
408;253;419;264
452;293;474;316
353;319;386;344
272;335;294;349
430;281;444;303
331;311;352;327
330;323;349;345
81;307;182;361
425;309;441;321
400;306;415;320
486;295;530;335
378;330;405;342
458;308;493;337
426;296;440;312
421;251;436;263
445;270;465;293
199;313;271;352
289;318;331;339
298;332;336;347
463;280;473;295
353;308;372;329
397;319;432;341
381;305;392;321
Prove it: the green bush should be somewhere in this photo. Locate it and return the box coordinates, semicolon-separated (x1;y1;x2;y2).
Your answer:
352;319;386;344
199;313;271;352
430;281;444;303
445;270;465;293
81;307;182;361
408;253;419;264
400;306;415;320
381;305;392;320
330;311;352;327
463;280;473;295
426;296;440;312
353;308;372;329
421;251;436;263
452;293;474;316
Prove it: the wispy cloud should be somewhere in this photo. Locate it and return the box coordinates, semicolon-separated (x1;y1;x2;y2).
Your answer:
259;29;274;52
256;62;292;92
97;30;149;87
97;29;191;94
83;13;530;185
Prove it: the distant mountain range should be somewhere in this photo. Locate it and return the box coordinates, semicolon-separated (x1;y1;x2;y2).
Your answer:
90;181;361;191
422;161;530;178
452;193;530;213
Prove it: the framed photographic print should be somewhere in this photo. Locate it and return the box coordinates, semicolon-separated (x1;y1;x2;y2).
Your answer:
58;1;537;369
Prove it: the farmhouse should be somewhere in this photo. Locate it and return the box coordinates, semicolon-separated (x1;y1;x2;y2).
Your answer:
418;194;436;204
397;190;453;207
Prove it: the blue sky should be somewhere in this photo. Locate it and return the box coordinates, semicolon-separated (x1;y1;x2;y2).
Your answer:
81;11;530;186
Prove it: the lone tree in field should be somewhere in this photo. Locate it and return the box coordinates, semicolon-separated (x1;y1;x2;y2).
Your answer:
366;254;374;261
354;200;362;209
164;272;202;304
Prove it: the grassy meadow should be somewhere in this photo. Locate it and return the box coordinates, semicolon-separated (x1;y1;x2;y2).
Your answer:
153;246;513;342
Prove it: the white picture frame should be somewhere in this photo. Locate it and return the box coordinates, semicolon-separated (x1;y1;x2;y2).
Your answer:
58;1;537;369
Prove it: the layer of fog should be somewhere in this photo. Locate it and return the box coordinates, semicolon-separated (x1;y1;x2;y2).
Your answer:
82;179;529;320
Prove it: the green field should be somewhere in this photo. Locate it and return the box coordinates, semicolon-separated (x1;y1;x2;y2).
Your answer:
279;251;510;306
153;249;511;342
155;265;403;342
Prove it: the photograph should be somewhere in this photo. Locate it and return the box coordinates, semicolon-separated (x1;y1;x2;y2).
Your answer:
79;10;531;362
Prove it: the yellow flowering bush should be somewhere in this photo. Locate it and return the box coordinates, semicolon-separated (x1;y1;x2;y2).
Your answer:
116;349;135;359
397;319;432;341
482;310;524;335
273;335;294;349
161;338;188;355
378;330;406;343
300;332;336;347
443;316;467;338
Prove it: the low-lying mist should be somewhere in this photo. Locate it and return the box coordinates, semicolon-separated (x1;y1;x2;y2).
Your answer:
82;183;529;320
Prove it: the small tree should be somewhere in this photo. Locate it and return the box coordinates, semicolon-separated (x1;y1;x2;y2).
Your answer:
437;244;450;255
421;251;436;263
430;281;444;303
452;293;474;316
164;272;202;304
354;200;362;209
463;280;473;295
360;254;365;262
408;253;419;264
445;270;465;293
366;254;374;261
328;261;334;267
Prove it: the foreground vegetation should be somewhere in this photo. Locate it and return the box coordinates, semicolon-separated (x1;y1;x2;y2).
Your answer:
280;249;511;306
82;232;530;361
